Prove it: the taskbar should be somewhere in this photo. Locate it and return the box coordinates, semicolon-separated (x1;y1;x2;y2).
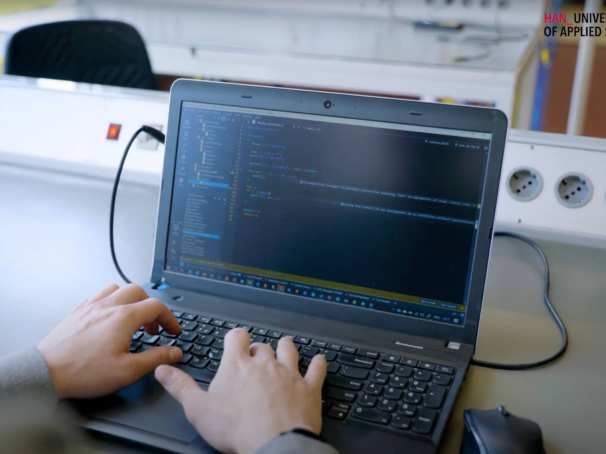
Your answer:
166;262;466;326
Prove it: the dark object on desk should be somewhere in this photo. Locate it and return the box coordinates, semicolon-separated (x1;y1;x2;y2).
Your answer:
5;20;156;90
414;20;465;32
460;405;546;454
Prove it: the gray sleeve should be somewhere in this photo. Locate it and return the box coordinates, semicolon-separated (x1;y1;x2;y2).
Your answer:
257;432;339;454
0;348;56;398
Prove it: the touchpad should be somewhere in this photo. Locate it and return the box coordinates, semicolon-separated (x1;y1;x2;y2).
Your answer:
76;374;198;443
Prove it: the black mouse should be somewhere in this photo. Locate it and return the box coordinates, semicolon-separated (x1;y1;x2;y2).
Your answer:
460;405;546;454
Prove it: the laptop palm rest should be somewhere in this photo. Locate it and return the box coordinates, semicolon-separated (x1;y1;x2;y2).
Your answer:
75;374;198;444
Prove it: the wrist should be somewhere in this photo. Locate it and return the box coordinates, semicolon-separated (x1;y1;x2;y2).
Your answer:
37;346;68;398
237;423;320;454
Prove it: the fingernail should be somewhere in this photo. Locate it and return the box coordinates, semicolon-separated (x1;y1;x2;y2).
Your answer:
169;347;182;361
154;365;172;384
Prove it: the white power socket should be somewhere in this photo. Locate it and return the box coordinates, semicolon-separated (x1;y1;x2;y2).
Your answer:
495;130;606;248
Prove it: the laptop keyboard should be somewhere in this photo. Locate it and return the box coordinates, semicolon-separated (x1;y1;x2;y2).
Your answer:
129;310;456;439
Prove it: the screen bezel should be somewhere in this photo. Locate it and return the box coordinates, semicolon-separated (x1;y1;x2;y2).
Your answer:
152;79;507;348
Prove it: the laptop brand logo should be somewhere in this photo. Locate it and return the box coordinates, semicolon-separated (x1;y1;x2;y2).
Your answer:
394;341;424;350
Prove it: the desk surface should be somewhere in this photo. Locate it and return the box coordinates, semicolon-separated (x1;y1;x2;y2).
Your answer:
1;164;604;453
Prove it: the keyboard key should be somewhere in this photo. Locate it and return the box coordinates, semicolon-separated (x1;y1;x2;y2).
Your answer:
158;337;176;347
384;386;402;400
383;354;400;363
196;325;214;335
179;331;197;343
172;311;183;318
208;349;222;360
358;349;379;359
433;374;452;386
389;375;407;389
327;362;340;374
395;366;413;377
365;383;383;396
424;385;447;409
311;340;327;348
352;407;390;425
391;415;412;430
191;344;209;357
323;350;337;362
419;362;436;371
294;336;311;345
179;354;192;365
141;334;159;345
190;357;209;369
358;394;378;408
175;340;193;353
225;321;238;329
326;375;363;391
300;346;320;358
327;343;342;351
195;335;214;346
211;319;225;327
325;387;357;403
268;330;282;339
251;335;267;344
181;313;197;321
198;316;211;324
341;346;357;355
340;366;369;380
401;358;418;367
129;342;141;353
437;365;455;375
377;398;396;413
404;391;422;405
371;372;389;384
400;403;416;417
252;327;268;336
337;353;375;369
413;408;438;434
131;331;143;341
212;328;228;338
209;360;220;371
181;365;215;383
414;370;432;382
376;362;394;374
180;320;198;331
409;380;427;393
327;406;348;420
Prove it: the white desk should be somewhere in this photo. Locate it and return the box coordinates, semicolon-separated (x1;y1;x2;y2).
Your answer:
0;163;604;453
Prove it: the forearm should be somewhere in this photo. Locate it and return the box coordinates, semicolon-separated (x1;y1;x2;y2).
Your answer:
0;348;57;398
257;432;339;454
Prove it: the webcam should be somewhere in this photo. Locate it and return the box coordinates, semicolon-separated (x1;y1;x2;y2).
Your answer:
323;100;333;109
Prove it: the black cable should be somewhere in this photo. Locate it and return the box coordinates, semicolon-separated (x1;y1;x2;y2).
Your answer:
109;126;165;284
471;231;569;370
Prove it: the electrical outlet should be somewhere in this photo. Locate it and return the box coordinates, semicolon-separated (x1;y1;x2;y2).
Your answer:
556;173;593;208
507;167;543;202
496;130;606;248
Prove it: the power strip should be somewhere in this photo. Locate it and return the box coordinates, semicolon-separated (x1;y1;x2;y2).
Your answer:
495;130;606;248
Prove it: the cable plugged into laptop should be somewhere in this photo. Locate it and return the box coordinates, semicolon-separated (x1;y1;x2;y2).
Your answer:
110;126;165;284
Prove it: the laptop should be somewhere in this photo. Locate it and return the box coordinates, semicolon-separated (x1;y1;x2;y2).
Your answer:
76;79;507;453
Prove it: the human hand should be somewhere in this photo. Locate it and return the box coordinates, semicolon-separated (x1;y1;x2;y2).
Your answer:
155;328;327;454
38;284;182;398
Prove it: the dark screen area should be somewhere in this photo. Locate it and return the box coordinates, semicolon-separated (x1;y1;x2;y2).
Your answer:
165;103;491;326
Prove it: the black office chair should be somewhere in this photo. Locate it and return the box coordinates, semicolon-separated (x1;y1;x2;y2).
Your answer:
5;20;156;90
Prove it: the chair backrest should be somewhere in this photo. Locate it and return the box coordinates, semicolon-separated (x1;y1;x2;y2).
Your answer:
5;20;156;90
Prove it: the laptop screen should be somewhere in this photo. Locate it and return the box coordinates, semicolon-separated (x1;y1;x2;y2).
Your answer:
165;101;492;327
